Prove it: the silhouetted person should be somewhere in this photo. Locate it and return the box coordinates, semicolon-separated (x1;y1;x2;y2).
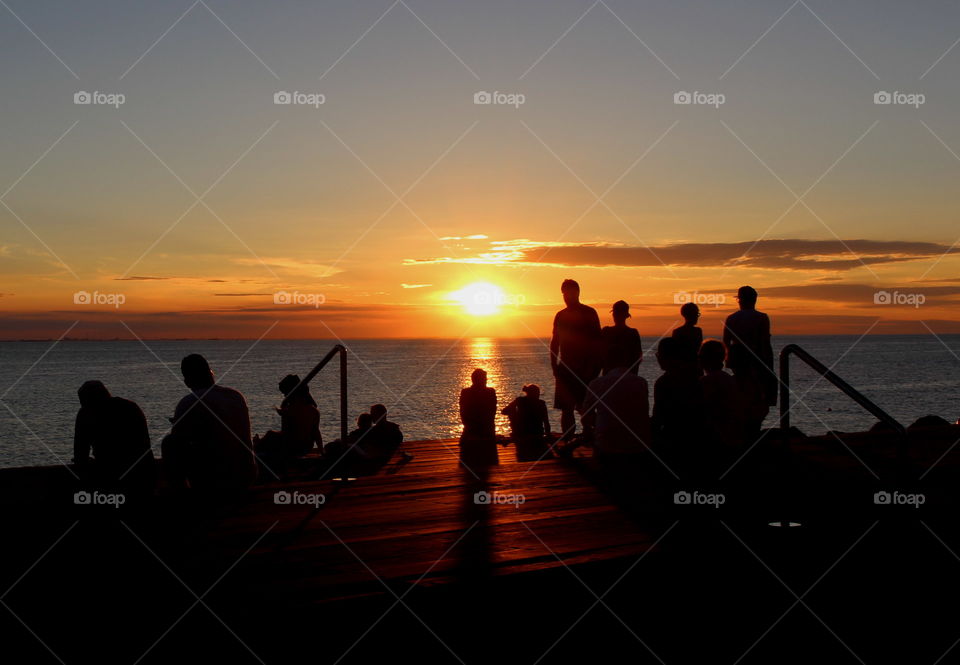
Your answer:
254;374;322;472
652;337;705;454
348;412;374;445
723;285;775;435
369;403;403;454
672;302;703;368
550;279;602;440
73;380;155;496
602;300;642;375
323;412;388;476
502;384;551;461
161;354;257;491
699;340;745;450
459;368;498;468
583;365;652;461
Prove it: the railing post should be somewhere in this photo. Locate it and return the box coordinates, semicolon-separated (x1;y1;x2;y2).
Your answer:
339;345;348;441
780;348;791;432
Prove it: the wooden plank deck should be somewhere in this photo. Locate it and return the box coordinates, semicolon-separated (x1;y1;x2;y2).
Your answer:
5;429;960;663
203;439;658;606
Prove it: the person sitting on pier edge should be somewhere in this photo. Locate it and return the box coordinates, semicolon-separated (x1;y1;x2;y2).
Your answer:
73;380;156;498
322;412;382;476
551;279;602;442
671;302;703;372
162;354;257;492
601;300;642;375
459;368;499;468
652;337;705;463
501;384;552;461
368;403;403;455
723;285;775;437
254;374;322;473
698;340;745;452
582;358;652;463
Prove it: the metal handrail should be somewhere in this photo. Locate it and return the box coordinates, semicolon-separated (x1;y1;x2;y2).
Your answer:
779;343;906;437
300;344;348;440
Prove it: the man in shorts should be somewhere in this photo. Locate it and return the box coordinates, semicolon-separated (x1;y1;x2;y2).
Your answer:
550;279;602;441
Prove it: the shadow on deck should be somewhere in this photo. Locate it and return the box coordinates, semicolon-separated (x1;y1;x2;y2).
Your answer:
3;426;960;663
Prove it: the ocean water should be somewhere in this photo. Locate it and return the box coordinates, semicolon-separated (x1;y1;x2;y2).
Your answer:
0;335;958;469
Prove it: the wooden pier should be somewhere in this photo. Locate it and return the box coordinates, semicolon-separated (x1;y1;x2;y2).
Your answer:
3;426;960;663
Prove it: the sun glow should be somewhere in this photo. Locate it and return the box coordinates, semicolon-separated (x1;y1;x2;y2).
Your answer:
449;282;506;316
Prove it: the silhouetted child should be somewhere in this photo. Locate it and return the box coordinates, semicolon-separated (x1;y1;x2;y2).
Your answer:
698;340;745;451
502;384;551;461
652;338;705;466
602;300;643;375
671;302;703;370
459;368;498;468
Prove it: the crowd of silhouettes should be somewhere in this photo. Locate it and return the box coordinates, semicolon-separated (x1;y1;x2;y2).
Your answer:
456;279;776;477
71;279;776;500
72;353;405;497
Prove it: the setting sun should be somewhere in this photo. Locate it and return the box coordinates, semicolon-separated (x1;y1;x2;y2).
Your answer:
449;282;506;316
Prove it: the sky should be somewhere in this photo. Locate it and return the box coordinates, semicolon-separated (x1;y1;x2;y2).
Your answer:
2;0;960;339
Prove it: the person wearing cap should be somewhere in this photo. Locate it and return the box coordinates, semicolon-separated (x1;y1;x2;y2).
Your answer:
723;286;776;435
601;300;643;375
501;383;552;461
162;353;257;491
550;279;603;441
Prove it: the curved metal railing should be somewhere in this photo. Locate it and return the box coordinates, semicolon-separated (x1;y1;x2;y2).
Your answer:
779;343;906;437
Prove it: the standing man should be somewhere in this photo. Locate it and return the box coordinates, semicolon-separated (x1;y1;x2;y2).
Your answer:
550;279;602;441
723;286;776;435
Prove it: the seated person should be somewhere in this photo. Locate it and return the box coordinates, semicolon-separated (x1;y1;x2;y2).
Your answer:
651;337;705;453
254;374;322;470
582;365;652;462
73;380;156;496
501;384;552;461
671;302;703;372
459;368;498;468
368;403;403;457
161;354;257;491
322;412;380;477
698;340;745;450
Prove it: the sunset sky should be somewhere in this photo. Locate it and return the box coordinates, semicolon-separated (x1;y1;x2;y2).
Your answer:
3;0;960;339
